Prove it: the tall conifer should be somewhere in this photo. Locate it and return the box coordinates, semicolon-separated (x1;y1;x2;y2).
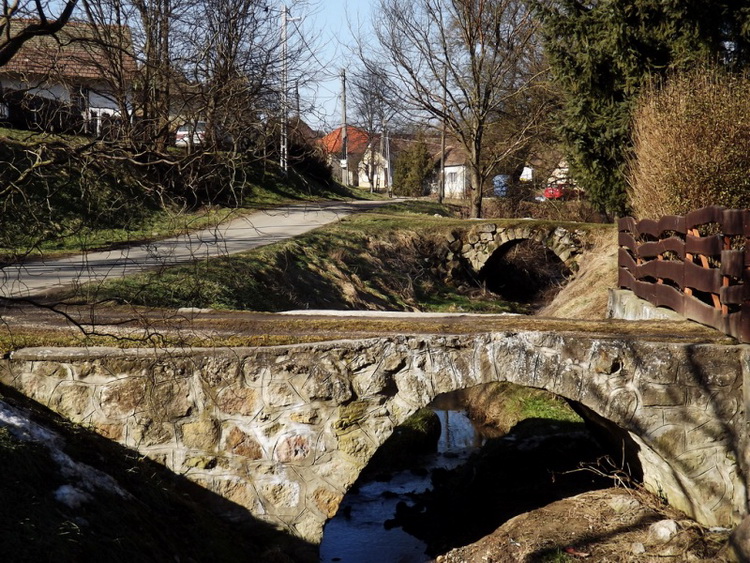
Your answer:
539;0;750;217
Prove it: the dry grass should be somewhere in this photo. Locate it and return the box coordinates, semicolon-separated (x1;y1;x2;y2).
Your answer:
629;65;750;218
443;487;732;562
539;226;618;320
0;301;730;357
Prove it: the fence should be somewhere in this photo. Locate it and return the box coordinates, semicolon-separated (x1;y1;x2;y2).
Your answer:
618;206;750;342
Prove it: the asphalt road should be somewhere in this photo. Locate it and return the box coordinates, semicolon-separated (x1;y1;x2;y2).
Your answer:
1;200;394;298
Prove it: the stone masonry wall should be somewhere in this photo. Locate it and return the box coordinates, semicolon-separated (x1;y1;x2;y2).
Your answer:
441;223;587;277
2;332;748;545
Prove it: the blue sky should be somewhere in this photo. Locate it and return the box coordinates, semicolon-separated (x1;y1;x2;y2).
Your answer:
299;0;375;130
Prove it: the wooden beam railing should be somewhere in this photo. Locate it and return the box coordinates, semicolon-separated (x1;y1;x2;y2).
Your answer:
618;206;750;342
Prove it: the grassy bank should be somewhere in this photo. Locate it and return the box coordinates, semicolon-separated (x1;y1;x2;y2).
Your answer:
18;175;373;259
0;126;372;260
461;382;583;437
62;202;609;314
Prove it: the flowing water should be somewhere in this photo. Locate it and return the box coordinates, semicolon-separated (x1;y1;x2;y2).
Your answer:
319;394;500;563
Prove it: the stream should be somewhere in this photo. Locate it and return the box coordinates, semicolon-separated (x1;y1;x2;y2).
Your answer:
319;390;613;563
319;394;502;563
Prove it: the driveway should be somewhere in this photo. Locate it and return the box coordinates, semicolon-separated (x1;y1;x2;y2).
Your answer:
1;200;395;298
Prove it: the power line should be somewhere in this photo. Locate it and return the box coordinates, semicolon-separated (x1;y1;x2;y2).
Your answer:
290;17;342;80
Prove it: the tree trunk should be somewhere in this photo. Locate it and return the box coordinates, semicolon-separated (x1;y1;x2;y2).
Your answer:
469;158;483;219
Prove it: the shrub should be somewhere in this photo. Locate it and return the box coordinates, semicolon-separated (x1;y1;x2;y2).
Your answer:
481;197;605;223
629;66;750;218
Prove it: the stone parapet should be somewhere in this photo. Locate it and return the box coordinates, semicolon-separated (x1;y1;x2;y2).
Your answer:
608;288;687;321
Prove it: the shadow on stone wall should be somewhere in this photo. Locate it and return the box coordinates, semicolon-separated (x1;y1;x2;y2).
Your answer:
573;342;747;556
0;383;316;562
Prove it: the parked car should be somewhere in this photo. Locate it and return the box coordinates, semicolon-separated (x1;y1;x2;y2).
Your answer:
543;184;581;200
175;121;206;147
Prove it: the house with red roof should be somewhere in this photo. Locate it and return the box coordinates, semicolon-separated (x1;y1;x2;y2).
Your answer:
320;125;395;190
0;20;136;135
319;125;370;156
320;125;373;186
320;125;476;197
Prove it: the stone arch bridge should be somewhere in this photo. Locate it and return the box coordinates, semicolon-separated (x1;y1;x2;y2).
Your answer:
442;222;588;276
3;328;748;548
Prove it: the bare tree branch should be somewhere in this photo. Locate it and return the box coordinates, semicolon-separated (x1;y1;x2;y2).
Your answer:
0;1;79;67
369;0;553;217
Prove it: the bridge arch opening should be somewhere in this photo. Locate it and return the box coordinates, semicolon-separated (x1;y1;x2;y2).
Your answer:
478;239;572;306
322;383;642;560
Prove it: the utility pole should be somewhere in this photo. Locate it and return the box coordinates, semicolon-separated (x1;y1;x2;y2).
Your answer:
280;5;300;175
295;80;300;117
385;123;391;197
439;63;447;204
280;6;289;174
379;119;386;194
341;68;348;186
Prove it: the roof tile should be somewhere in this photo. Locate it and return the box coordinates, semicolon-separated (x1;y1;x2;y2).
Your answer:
0;19;136;82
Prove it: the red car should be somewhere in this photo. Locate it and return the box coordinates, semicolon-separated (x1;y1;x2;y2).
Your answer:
543;184;579;200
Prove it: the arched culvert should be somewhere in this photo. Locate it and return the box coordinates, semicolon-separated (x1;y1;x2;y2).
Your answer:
344;383;628;558
566;401;645;484
478;239;572;306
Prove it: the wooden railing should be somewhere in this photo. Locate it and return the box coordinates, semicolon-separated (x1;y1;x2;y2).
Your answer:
618;206;750;342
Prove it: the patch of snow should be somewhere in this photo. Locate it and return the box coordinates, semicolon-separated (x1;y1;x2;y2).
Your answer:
0;401;59;446
54;485;92;509
0;399;131;507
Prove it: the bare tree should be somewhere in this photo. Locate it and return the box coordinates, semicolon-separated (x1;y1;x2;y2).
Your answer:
350;62;398;191
0;1;80;67
371;0;550;217
130;0;178;151
176;0;277;153
81;0;185;150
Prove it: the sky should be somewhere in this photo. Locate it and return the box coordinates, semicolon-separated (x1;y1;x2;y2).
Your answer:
298;0;375;130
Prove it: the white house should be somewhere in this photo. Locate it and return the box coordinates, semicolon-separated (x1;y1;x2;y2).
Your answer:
0;20;135;135
438;146;469;198
357;136;392;192
546;159;574;187
520;166;534;182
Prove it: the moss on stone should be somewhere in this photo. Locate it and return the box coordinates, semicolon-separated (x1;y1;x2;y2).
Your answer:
333;400;369;435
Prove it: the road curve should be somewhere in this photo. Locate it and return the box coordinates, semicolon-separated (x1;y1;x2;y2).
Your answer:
1;200;396;299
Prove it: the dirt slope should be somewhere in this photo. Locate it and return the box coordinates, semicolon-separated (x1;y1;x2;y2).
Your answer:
539;227;618;320
438;488;731;562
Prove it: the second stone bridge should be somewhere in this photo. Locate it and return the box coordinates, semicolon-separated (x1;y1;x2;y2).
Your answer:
443;221;588;274
3;328;748;546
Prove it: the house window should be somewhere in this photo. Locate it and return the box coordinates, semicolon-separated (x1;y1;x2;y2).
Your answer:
72;87;89;113
448;172;458;184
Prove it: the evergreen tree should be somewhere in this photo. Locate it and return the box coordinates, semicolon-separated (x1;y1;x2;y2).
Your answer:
538;0;750;218
393;136;433;197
